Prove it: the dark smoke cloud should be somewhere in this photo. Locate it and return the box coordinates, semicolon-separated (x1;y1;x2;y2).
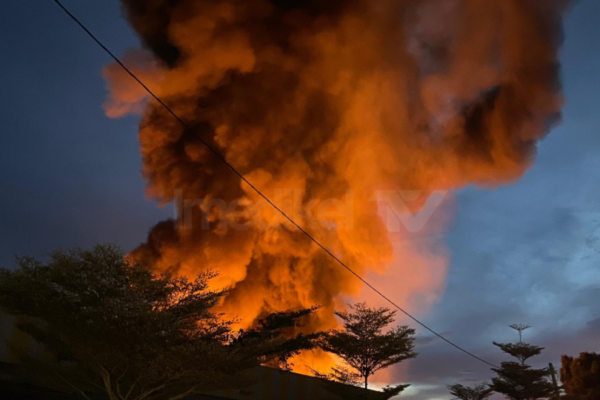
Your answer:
104;0;571;373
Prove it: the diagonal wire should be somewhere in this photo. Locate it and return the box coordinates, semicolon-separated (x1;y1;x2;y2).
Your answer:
53;0;498;369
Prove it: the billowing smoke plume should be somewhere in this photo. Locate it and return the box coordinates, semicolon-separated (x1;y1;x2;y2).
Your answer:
105;0;570;370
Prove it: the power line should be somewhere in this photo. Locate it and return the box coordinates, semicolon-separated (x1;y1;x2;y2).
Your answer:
53;0;498;369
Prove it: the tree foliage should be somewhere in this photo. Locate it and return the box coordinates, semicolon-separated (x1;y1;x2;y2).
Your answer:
0;245;320;400
319;302;416;390
310;364;409;399
447;383;493;400
311;365;363;387
491;325;554;400
232;307;322;371
313;372;409;400
560;352;600;400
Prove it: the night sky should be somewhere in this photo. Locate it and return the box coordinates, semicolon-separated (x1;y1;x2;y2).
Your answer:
1;1;599;399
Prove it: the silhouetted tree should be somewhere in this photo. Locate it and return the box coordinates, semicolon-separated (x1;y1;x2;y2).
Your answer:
510;324;531;343
560;352;600;400
447;383;493;400
0;245;321;400
311;365;362;387
232;307;322;371
310;364;410;399
319;302;416;391
491;324;554;400
312;370;409;400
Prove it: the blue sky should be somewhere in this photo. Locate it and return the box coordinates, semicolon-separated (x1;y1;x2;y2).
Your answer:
1;1;599;399
0;0;171;263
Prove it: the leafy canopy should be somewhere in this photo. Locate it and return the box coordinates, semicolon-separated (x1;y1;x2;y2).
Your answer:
447;383;493;400
319;302;416;390
560;352;600;400
491;324;554;400
0;244;320;400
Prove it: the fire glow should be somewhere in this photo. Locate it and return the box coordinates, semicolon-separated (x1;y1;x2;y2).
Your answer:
104;0;570;374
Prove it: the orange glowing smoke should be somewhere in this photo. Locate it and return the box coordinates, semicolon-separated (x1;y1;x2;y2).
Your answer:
104;0;570;373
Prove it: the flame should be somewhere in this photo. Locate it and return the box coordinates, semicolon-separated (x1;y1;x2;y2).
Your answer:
104;0;570;373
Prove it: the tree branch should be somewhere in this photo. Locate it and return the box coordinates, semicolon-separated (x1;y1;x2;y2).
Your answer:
165;384;204;400
54;371;94;400
124;376;142;400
